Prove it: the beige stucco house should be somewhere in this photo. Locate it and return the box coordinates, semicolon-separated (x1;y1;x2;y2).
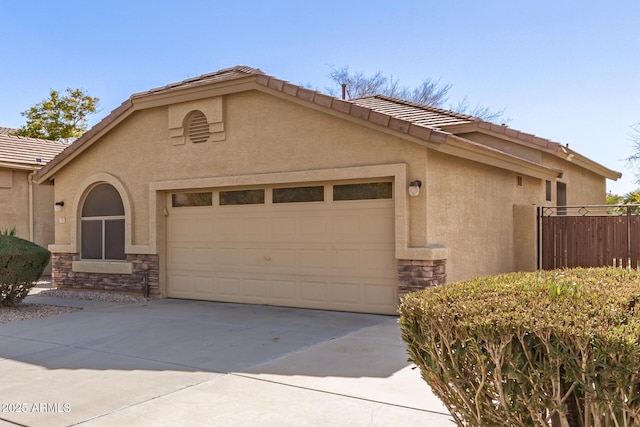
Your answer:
33;66;621;314
0;127;67;273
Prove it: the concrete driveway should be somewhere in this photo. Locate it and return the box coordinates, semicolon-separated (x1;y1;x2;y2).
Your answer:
0;294;453;426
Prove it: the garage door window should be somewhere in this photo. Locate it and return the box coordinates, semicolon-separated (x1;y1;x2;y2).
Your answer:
81;184;125;260
273;186;324;203
220;189;265;205
172;192;213;207
333;182;392;201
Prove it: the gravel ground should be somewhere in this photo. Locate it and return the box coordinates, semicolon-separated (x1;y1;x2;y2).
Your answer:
0;303;81;324
35;289;148;303
0;278;147;324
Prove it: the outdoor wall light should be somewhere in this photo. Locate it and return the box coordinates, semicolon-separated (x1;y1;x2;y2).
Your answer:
54;201;64;212
408;180;422;197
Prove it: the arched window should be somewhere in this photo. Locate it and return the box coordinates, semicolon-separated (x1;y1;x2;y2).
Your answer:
81;183;125;260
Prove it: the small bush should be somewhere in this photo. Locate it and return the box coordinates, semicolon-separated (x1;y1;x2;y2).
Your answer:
399;268;640;427
0;235;51;306
0;226;16;236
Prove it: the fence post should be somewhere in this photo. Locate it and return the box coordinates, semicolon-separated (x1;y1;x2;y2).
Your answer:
536;206;541;270
627;205;632;269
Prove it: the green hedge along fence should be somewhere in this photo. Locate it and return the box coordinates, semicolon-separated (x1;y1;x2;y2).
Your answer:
399;268;640;427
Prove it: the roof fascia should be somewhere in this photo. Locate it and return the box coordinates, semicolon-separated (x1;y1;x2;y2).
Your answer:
552;147;621;180
129;76;259;110
444;122;621;180
437;134;563;181
443;122;559;152
0;161;39;171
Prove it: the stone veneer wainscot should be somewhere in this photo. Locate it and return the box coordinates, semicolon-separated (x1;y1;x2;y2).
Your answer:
397;259;446;299
52;253;160;297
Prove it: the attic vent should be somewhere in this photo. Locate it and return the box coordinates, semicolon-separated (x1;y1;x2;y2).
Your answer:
187;111;209;143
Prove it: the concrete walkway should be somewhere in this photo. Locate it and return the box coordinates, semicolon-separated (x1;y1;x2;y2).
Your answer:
0;294;453;426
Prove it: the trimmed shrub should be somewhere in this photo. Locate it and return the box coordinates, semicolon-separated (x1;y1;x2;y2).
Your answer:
0;235;51;306
399;268;640;427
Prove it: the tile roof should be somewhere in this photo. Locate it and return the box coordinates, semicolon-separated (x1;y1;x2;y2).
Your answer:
135;65;265;98
0;129;67;168
33;65;619;182
350;95;477;129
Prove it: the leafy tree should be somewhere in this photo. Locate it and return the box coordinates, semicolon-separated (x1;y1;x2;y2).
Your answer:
13;88;99;143
627;122;640;183
606;189;640;214
326;66;506;123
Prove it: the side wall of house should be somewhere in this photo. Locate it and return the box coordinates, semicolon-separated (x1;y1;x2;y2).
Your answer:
0;168;29;237
0;168;55;274
426;151;545;283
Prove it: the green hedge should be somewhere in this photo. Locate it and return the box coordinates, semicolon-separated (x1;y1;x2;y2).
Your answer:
0;235;51;306
399;268;640;427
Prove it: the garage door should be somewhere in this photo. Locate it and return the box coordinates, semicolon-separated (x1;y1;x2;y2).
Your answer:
165;181;398;314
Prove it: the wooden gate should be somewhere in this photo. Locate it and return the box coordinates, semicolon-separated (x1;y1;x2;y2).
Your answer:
538;205;640;270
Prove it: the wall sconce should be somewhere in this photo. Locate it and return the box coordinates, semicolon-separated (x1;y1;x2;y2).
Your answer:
408;180;422;197
54;201;64;212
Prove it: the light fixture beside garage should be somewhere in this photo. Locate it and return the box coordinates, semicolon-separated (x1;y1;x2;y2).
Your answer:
408;180;422;197
54;201;64;212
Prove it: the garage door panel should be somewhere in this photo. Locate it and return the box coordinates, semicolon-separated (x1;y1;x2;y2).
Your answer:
361;249;397;274
217;276;242;298
330;282;362;305
365;285;397;308
243;277;269;300
270;279;299;301
168;246;194;268
167;183;397;314
298;281;329;303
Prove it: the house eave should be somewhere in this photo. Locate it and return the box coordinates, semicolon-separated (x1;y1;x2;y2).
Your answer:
0;161;41;172
439;134;563;181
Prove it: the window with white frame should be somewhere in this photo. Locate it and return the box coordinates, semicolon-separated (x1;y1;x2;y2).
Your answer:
81;183;125;260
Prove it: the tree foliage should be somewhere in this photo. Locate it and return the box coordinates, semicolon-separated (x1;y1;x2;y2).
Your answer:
606;189;640;206
627;122;640;184
13;88;99;143
326;66;506;123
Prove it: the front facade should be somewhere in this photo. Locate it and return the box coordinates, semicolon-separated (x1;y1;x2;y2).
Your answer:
34;67;620;314
0;128;66;273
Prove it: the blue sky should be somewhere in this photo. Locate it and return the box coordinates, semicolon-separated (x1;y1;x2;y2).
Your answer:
2;1;639;194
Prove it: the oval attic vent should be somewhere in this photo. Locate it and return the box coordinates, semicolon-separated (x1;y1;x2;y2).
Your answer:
187;111;209;143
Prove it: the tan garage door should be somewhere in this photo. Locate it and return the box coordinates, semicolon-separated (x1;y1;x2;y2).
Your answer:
165;181;397;314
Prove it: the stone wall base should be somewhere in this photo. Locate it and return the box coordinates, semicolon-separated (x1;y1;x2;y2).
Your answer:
52;253;160;297
397;259;446;299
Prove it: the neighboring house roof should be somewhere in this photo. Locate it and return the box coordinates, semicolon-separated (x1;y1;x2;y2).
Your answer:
0;128;67;170
33;65;621;183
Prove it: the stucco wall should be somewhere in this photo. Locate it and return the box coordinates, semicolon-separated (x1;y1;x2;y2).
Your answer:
425;151;544;282
0;168;28;236
0;168;55;274
542;153;607;205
